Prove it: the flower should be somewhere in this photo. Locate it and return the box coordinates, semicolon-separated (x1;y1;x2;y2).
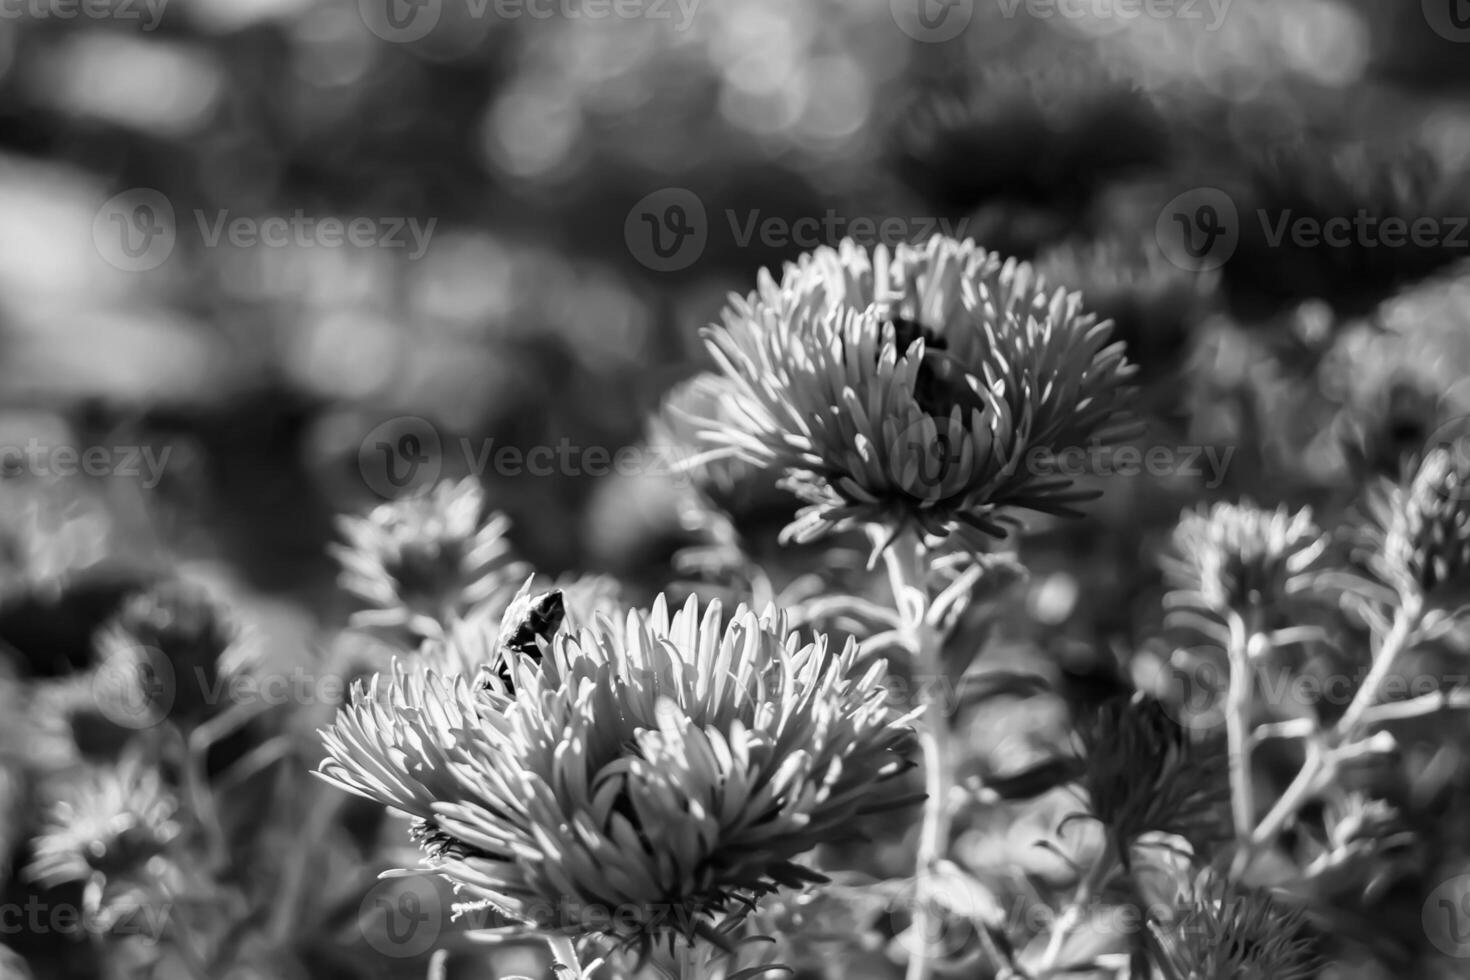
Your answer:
318;595;915;955
684;236;1135;552
1080;695;1230;861
331;477;530;637
92;579;244;728
1361;446;1470;603
893;58;1167;222
1155;871;1320;980
1164;502;1327;630
1035;232;1216;382
27;756;180;901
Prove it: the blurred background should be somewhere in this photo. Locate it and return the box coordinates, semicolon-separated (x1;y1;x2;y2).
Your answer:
5;0;1470;977
1;0;1467;595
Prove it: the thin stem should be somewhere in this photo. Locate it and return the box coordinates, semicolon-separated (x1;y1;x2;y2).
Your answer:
1335;594;1423;737
1249;740;1329;848
1244;596;1423;856
1037;838;1115;976
1223;612;1256;850
882;531;953;980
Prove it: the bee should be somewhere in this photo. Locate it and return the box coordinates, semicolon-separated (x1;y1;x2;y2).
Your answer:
486;587;565;694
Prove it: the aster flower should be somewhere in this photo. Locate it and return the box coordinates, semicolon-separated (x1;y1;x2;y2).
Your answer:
1164;502;1327;636
1154;871;1320;980
1359;446;1470;606
331;477;530;637
92;579;245;728
1079;695;1230;863
27;756;181;916
318;595;915;955
684;236;1135;553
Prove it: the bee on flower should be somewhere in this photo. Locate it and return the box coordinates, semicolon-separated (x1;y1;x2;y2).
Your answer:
318;594;916;958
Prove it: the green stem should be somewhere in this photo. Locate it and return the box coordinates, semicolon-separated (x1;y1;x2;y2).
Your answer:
883;532;952;980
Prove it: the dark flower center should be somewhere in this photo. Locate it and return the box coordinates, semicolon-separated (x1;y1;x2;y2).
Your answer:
884;317;959;418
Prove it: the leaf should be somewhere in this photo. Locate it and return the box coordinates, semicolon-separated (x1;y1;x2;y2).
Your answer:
954;671;1054;710
981;756;1086;802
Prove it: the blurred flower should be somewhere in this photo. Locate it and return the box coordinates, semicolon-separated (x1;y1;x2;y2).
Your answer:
27;674;137;771
1226;139;1469;319
331;477;530;637
1080;695;1229;861
318;595;914;954
27;755;180;914
1157;871;1320;980
1360;446;1470;606
655;374;791;537
893;57;1168;222
93;579;244;728
1035;232;1216;383
686;236;1134;552
1164;502;1326;629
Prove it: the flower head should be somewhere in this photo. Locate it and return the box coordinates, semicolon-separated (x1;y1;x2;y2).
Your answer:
1362;445;1470;603
685;236;1134;551
92;579;244;727
1080;695;1229;860
1164;502;1327;626
27;756;180;898
332;477;530;637
318;595;914;954
1157;871;1320;980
